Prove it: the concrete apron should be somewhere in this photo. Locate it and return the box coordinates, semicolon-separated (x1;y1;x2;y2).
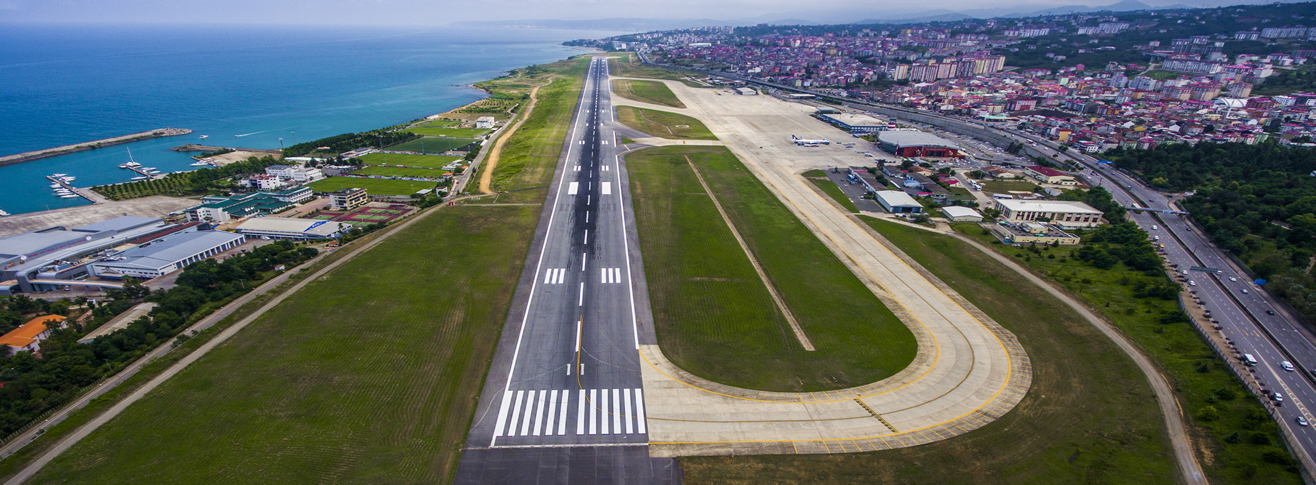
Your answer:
625;79;1033;457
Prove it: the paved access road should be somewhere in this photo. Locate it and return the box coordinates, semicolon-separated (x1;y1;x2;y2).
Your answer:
454;57;677;483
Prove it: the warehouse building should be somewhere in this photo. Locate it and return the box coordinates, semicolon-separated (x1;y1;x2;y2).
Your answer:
877;131;964;159
89;230;246;280
236;217;345;240
995;199;1104;229
818;113;889;133
874;190;923;213
0;216;179;295
940;206;984;222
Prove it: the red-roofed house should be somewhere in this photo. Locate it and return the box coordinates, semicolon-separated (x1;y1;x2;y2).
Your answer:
0;315;66;354
1024;165;1077;185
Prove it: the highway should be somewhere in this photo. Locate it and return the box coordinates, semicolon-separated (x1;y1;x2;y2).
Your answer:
986;123;1316;468
453;57;676;483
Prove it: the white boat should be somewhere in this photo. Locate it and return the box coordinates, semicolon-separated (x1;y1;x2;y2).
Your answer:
0;210;10;217
199;135;209;139
60;176;75;182
50;183;62;188
190;161;211;167
59;194;79;199
52;173;66;177
131;176;149;180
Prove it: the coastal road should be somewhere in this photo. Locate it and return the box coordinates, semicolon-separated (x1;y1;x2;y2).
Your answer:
454;56;677;483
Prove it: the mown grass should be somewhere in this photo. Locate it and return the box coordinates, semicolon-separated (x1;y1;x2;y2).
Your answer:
608;52;706;87
29;204;539;484
355;152;462;169
354;166;450;178
616;106;716;141
955;224;1302;483
630;146;914;391
983;180;1039;194
807;178;859;213
306;177;437;196
487;57;589;196
611;79;685;108
405;126;489;138
390;137;477;154
684;218;1179;483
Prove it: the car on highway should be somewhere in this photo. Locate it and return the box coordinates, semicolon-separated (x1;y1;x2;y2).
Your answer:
1189;280;1197;286
1283;361;1295;372
1299;416;1309;427
1229;277;1237;282
1242;289;1249;294
1267;310;1276;315
1275;392;1285;403
1152;225;1158;230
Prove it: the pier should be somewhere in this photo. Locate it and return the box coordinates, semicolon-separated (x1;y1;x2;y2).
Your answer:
0;128;192;167
123;164;161;180
45;176;107;204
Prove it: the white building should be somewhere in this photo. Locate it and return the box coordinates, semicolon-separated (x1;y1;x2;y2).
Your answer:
475;116;496;129
266;165;325;183
236;217;346;240
89;231;246;280
995;199;1104;228
940;206;983;222
874;190;923;213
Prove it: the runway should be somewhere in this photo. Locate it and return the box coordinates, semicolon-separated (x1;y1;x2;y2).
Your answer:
454;56;676;483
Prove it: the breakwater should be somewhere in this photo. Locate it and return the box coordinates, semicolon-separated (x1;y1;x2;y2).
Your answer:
0;128;192;167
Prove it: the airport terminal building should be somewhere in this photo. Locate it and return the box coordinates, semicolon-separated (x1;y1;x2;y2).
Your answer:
818;113;890;133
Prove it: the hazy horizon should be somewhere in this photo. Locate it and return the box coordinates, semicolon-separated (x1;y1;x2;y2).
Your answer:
0;0;1299;27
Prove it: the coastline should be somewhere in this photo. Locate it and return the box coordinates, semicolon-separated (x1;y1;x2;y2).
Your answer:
0;129;193;168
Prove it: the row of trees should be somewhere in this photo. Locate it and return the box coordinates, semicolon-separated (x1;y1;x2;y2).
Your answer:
93;156;282;200
1109;141;1316;322
284;129;420;158
0;240;318;437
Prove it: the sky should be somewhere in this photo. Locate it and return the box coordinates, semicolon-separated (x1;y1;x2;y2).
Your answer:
0;0;1290;26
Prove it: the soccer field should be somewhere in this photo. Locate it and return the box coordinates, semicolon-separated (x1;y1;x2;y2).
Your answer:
355;153;462;168
307;177;437;196
389;137;478;154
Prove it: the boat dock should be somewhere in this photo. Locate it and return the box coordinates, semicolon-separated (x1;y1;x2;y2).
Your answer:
124;164;161;180
45;176;107;204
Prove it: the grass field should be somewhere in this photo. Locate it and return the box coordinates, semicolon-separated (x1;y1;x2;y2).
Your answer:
354;166;449;179
954;224;1302;482
611;79;685;108
982;180;1039;194
616;106;716;141
355;153;462;169
19;56;598;485
683;219;1179;482
608;52;706;87
629;146;914;391
29;204;540;484
807;178;859;213
389;137;478;154
485;58;589;199
406;126;490;138
306;177;436;196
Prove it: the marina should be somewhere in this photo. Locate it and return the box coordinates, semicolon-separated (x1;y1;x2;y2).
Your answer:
118;148;162;180
44;174;105;204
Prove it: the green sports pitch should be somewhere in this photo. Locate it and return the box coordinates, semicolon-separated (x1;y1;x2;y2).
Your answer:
355;153;463;169
307;177;438;196
389;137;478;154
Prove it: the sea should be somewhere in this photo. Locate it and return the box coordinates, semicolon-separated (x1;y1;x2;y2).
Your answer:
0;23;612;215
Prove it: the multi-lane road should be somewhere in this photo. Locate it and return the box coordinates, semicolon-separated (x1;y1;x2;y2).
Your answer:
980;125;1316;466
454;57;677;483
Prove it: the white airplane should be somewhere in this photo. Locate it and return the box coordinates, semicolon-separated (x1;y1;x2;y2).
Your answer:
791;135;830;146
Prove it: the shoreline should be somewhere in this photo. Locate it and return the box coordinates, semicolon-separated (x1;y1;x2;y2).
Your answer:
0;129;193;168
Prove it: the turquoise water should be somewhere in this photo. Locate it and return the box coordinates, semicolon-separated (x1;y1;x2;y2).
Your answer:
0;24;605;215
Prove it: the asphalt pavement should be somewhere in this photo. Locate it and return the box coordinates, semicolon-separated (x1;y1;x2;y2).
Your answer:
454;56;674;483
